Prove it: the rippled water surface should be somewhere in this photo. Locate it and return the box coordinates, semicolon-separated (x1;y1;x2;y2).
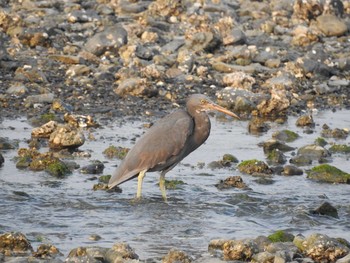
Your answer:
1;110;350;260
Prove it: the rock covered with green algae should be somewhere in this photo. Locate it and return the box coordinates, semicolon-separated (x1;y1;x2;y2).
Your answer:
268;230;295;243
103;145;130;159
238;159;273;175
329;144;350;154
307;164;350;184
272;129;299;142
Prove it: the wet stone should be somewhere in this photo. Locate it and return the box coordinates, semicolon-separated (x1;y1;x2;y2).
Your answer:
0;232;33;257
293;233;350;262
223;239;259;261
248;117;270;134
282;165;303;176
162;249;192;263
105;242;139;262
307;164;350;184
48;124;85;150
31;121;58;138
272;130;299;142
215;176;249;190
311;201;339;218
0;153;4;166
262;139;295;154
267;149;287;165
0;137;18;149
296;115;315;127
297;144;330;160
321;125;348;139
80;160;105;175
238;159;273;176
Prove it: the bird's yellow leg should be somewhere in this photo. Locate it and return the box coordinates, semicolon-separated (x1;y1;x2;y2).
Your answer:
159;172;167;202
136;169;147;199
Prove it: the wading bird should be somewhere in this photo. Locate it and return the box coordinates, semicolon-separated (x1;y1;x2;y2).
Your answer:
108;94;240;201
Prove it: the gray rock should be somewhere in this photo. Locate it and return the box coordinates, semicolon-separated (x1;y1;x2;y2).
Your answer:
105;242;139;262
80;160;105;174
226;28;247;45
0;152;4;166
262;139;295;154
25;93;55;106
311;201;339;218
293;233;350;262
6;83;28;95
337;253;350;263
297;144;330;160
316;14;348;37
0;137;18;149
48;124;85;149
85;25;128;56
186;31;221;53
216;87;266;113
282;165;303;176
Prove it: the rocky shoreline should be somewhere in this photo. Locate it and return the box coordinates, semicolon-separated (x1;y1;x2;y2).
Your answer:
1;230;350;262
1;0;350;262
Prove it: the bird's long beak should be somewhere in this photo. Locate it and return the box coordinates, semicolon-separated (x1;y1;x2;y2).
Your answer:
207;102;240;119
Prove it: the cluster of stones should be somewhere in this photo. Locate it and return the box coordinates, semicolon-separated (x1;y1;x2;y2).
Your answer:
1;231;350;262
0;0;349;120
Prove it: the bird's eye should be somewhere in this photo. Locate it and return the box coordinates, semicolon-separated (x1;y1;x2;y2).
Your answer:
200;99;207;104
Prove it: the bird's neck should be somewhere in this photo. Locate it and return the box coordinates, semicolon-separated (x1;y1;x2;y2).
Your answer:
192;112;211;146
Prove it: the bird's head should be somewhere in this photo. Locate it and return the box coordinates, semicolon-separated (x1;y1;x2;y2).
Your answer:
187;94;240;119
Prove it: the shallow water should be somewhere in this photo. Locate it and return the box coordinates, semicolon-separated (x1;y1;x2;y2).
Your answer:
0;109;350;261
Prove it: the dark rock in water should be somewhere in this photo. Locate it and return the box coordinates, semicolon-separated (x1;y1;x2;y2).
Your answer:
248;118;270;134
46;160;72;177
289;155;312;166
321;125;348;139
314;137;328;147
282;165;303;176
267;149;287;165
208;153;239;169
80;160;105;174
311;201;339;218
272;130;299;142
294;233;350;262
84;25;128;56
0;137;19;149
103;145;130;159
0;153;4;166
307;164;350;183
262;139;295;154
215;176;249;190
0;232;33;256
162;249;192;263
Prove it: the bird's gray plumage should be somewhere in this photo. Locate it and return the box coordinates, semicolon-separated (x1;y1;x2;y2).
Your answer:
108;94;239;200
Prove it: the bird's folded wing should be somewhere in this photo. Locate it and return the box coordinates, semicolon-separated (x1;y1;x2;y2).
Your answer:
108;110;193;188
